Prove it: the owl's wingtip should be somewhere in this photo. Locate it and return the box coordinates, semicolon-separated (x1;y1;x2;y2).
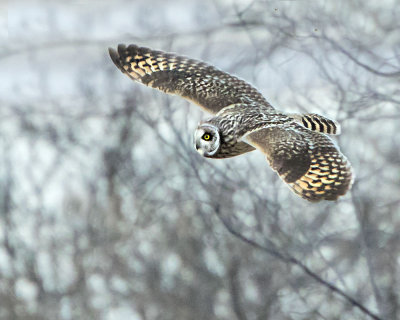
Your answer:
108;47;120;66
117;43;127;53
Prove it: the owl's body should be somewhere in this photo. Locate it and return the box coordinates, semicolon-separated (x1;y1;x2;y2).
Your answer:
109;44;353;201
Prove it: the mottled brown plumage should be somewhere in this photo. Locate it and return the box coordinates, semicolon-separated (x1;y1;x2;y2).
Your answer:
109;44;354;201
109;44;270;114
247;124;352;201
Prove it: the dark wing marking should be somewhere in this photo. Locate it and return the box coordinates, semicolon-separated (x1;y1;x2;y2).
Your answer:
246;124;353;202
108;44;272;114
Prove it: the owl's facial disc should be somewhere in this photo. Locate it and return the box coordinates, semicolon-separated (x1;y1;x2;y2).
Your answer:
194;124;221;157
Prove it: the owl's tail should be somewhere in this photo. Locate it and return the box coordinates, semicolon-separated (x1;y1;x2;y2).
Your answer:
288;113;341;135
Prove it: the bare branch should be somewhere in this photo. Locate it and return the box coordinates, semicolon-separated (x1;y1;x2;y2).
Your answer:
212;204;384;320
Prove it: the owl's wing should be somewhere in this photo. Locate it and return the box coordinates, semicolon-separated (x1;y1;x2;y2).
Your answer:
109;44;272;114
245;124;353;201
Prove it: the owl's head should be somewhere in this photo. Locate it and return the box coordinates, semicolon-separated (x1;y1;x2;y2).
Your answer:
194;123;221;157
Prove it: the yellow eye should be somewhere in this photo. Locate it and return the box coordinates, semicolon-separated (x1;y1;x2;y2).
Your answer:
202;133;211;141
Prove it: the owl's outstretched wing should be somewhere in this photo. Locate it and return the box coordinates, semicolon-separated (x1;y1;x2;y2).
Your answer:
245;124;353;201
108;44;272;114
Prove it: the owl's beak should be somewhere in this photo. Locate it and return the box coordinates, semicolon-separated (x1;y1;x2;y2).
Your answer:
195;142;205;156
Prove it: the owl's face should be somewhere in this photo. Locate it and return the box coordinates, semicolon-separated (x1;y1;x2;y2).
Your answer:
194;124;221;157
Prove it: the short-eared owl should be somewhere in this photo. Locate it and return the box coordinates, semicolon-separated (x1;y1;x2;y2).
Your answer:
109;44;353;201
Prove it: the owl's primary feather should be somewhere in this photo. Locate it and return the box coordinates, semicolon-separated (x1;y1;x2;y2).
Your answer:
109;44;354;201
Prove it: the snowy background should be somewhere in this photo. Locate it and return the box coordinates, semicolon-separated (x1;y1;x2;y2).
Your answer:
1;1;400;319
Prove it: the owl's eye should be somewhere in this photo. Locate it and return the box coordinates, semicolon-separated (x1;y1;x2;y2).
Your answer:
202;133;212;141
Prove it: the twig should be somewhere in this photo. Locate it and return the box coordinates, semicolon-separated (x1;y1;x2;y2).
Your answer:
212;205;384;320
321;36;400;78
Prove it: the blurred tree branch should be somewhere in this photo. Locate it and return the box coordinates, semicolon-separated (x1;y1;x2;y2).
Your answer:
212;204;383;320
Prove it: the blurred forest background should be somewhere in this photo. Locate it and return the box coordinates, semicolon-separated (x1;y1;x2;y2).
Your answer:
1;0;400;319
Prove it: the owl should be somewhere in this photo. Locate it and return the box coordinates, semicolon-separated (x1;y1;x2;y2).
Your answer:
109;44;353;202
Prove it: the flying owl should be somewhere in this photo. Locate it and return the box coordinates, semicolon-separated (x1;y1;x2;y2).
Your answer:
108;44;353;202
